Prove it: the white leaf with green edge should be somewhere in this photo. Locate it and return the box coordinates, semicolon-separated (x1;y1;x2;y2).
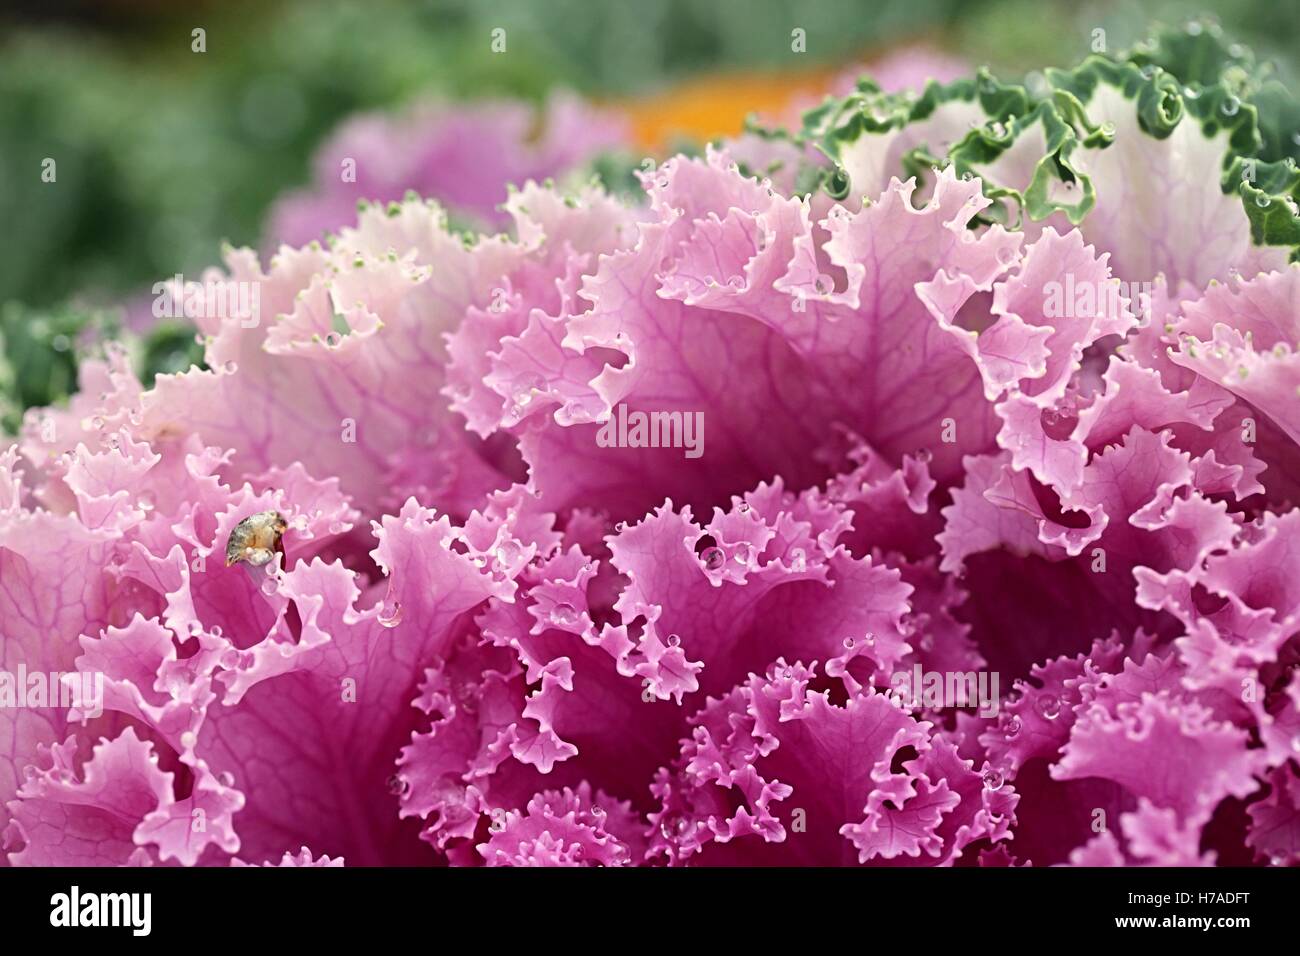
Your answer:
1043;58;1291;289
780;20;1300;290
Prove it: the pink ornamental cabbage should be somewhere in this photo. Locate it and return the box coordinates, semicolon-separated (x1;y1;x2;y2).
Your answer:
268;91;630;245
4;29;1300;867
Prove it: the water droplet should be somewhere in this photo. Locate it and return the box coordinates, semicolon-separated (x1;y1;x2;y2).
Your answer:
1256;194;1272;208
659;816;689;839
1222;95;1240;116
666;633;681;648
550;602;579;628
843;636;855;649
1040;406;1077;441
1035;693;1062;720
1005;715;1021;736
700;546;725;571
378;600;404;628
223;361;238;373
495;539;522;567
325;332;341;347
218;771;235;788
789;548;807;572
261;577;278;596
386;774;409;796
91;416;105;430
915;448;933;463
982;769;1004;791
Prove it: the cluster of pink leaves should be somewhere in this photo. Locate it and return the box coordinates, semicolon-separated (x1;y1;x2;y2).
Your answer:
3;105;1300;867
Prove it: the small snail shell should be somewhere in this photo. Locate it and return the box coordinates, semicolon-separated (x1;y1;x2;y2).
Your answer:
225;510;288;567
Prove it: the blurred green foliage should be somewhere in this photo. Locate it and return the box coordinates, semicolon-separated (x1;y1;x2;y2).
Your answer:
0;302;119;433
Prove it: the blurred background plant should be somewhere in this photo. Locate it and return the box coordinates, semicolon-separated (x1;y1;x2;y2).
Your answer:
2;0;1298;429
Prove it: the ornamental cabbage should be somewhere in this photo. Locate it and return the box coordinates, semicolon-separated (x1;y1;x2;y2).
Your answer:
3;23;1299;867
